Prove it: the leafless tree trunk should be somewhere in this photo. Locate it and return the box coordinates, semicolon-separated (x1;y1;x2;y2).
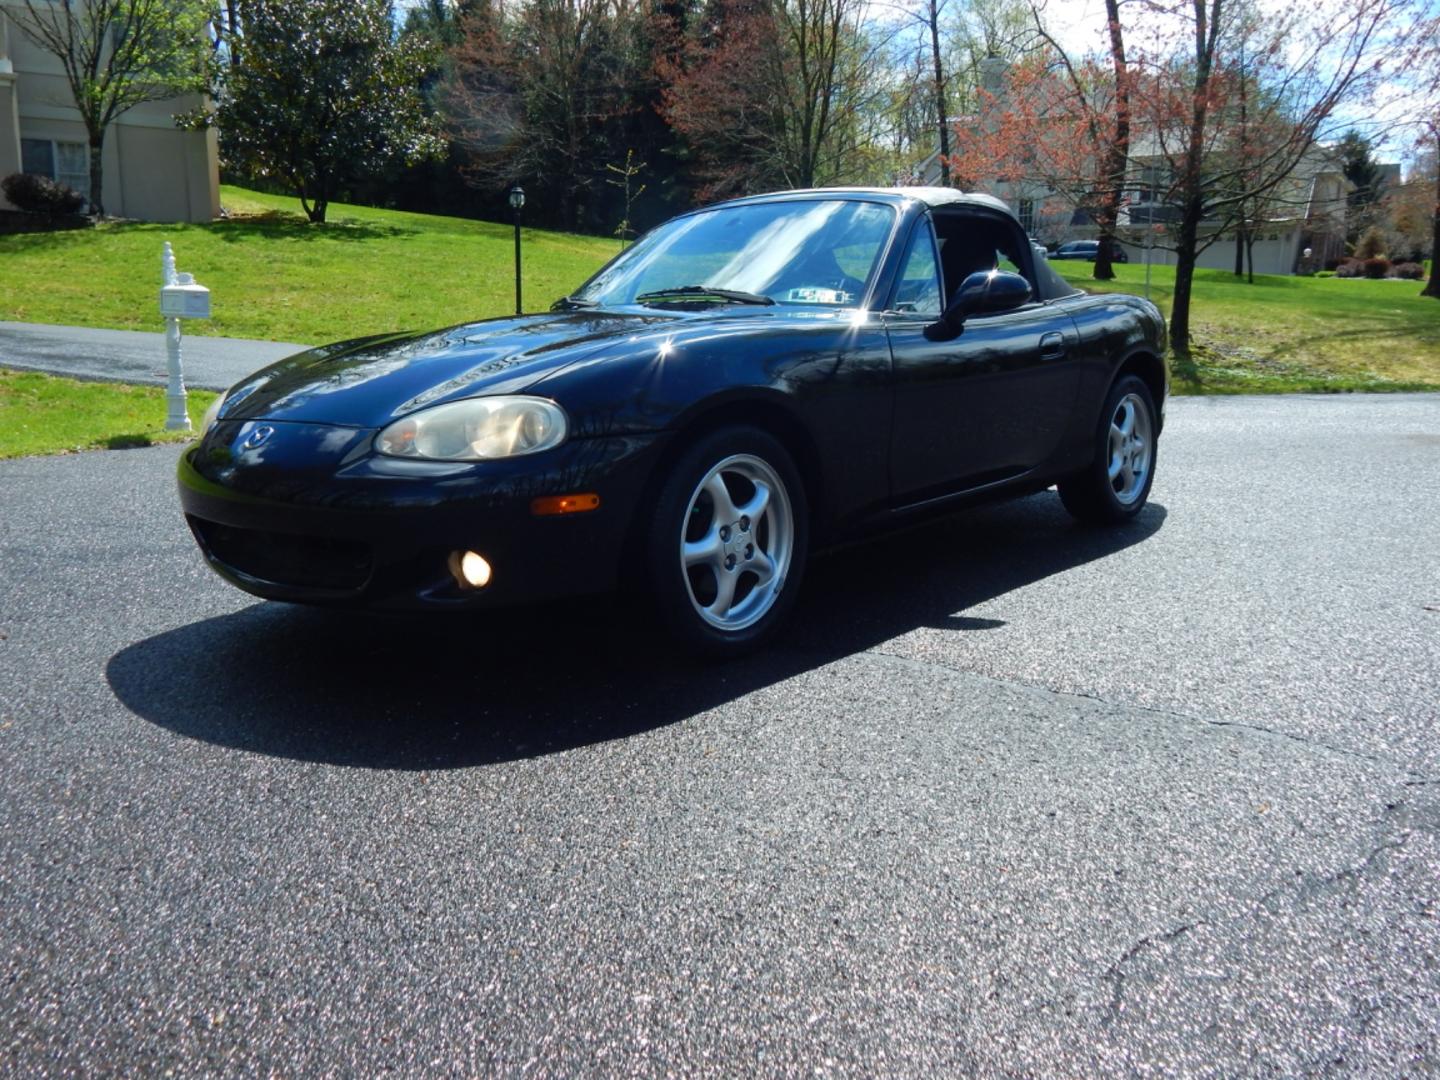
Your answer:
1423;123;1440;298
927;0;950;184
1091;0;1129;280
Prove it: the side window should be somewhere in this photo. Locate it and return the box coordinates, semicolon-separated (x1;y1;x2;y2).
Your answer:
931;211;1038;306
891;220;943;315
934;215;998;305
992;222;1031;279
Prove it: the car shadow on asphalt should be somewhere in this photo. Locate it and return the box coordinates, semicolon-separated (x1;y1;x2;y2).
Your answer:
106;494;1166;769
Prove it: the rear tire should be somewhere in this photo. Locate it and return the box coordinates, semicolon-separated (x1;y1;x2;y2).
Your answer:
645;427;808;658
1058;374;1157;523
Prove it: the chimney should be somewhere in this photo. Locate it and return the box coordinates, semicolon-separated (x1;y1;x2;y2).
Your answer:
979;54;1007;94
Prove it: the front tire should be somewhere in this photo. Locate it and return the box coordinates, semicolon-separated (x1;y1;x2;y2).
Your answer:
1058;374;1158;523
646;427;808;657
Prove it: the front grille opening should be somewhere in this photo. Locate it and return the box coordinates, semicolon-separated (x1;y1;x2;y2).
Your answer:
189;517;373;592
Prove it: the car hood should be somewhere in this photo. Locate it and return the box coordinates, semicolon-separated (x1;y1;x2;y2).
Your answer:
216;311;684;428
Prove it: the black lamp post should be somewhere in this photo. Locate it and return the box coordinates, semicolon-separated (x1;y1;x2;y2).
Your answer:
508;185;525;315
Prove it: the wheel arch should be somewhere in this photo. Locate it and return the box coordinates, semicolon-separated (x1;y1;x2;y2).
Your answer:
620;392;825;585
1114;349;1167;434
668;392;822;524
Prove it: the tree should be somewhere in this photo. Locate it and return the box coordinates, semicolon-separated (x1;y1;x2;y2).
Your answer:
1024;0;1130;279
1421;121;1440;299
1130;0;1412;354
606;149;647;247
1339;129;1387;240
1415;13;1440;299
875;0;1035;186
1385;148;1436;261
946;48;1129;274
10;0;212;216
926;0;952;183
446;0;656;229
209;0;444;223
661;0;889;199
402;0;472;47
937;0;1133;279
1204;14;1317;283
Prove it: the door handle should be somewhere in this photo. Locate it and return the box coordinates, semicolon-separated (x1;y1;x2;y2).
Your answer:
1039;332;1067;360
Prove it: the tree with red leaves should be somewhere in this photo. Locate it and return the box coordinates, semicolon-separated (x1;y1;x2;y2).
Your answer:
946;46;1128;278
1028;0;1131;280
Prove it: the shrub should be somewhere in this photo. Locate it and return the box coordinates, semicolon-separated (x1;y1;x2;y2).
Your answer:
1;173;86;216
1333;259;1362;278
1362;257;1390;279
1354;225;1387;260
1390;262;1424;280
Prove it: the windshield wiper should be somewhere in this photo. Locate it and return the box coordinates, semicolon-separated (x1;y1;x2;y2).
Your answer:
551;295;599;311
633;285;775;307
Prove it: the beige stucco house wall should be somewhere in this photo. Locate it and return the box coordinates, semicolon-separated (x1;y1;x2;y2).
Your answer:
0;4;218;221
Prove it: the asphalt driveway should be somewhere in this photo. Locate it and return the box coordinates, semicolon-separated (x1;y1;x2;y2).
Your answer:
0;321;307;391
0;394;1436;1075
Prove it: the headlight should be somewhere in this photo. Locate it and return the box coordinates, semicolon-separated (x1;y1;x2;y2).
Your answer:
375;396;568;461
199;391;227;436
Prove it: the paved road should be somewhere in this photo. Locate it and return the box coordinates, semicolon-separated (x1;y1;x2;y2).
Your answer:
0;321;308;391
1;395;1437;1075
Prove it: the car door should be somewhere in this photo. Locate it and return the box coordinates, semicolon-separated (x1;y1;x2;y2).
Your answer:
882;211;1080;504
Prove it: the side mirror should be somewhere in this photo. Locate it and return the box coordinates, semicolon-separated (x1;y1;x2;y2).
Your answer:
925;270;1032;340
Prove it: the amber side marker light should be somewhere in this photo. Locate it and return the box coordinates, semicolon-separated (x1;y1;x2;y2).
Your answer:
531;493;601;516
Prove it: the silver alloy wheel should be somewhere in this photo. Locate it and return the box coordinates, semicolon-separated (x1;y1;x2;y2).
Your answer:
1107;392;1153;505
679;453;794;631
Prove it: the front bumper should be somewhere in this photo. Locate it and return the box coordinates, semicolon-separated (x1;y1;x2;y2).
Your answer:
178;419;663;609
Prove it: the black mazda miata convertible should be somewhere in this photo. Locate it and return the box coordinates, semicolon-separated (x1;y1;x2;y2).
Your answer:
179;187;1167;654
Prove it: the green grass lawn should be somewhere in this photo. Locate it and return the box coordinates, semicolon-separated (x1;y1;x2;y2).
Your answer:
1054;261;1440;394
0;186;620;344
0;369;216;459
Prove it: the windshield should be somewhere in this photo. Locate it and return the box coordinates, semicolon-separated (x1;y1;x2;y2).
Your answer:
571;199;897;309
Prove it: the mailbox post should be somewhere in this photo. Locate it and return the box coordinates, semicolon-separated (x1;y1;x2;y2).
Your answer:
159;242;211;431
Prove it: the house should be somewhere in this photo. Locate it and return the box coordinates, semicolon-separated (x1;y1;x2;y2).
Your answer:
0;4;218;221
909;58;1350;275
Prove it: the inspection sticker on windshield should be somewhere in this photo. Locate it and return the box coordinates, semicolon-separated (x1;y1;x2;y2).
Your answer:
786;287;853;304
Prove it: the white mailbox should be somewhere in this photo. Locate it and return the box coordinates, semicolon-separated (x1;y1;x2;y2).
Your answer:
160;273;211;320
159;243;210;432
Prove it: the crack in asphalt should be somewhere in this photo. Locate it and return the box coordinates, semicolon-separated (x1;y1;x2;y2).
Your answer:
856;649;1429;1036
1100;813;1414;1030
863;646;1416;778
1100;922;1200;1028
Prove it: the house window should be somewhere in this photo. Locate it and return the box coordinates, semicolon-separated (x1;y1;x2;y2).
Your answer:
1132;165;1168;204
20;138;90;198
1017;198;1035;234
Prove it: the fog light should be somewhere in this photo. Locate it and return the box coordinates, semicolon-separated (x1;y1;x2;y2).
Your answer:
453;550;492;589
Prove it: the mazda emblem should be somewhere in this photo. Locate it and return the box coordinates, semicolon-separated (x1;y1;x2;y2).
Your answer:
241;425;275;451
